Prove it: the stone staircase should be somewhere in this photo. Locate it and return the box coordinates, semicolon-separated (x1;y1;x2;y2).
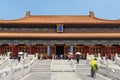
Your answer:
51;60;75;72
31;60;51;72
75;60;112;80
75;60;90;73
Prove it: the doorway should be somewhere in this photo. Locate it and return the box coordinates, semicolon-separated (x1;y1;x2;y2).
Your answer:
56;45;64;59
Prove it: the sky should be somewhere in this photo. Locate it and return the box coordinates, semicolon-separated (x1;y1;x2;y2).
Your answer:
0;0;120;20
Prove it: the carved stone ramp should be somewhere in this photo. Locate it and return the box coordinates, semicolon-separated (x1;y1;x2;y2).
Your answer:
76;60;112;80
19;60;113;80
51;60;75;72
31;60;51;72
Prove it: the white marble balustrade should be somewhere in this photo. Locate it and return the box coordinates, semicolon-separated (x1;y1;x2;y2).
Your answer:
87;53;120;80
0;53;37;80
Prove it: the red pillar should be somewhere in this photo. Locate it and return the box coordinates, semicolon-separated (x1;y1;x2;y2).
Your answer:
0;46;1;55
15;45;18;58
2;46;4;54
29;44;32;54
107;45;110;59
104;46;107;57
86;46;89;53
117;45;120;54
88;44;92;54
102;45;105;56
16;46;19;58
11;44;15;58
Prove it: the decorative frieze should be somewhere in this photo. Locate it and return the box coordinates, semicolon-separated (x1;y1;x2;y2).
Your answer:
64;27;120;32
0;39;120;45
1;28;56;32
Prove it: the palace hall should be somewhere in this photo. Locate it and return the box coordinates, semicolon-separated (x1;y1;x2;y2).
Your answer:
0;11;120;59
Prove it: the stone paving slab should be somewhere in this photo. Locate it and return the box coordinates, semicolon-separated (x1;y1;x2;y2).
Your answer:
76;72;112;80
19;72;81;80
19;72;51;80
50;72;81;80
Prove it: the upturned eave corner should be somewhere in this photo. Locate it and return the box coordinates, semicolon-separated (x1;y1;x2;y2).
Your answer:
25;11;31;17
89;11;95;17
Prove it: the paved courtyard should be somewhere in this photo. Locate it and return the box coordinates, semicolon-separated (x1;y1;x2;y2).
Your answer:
19;72;51;80
19;72;112;80
19;60;112;80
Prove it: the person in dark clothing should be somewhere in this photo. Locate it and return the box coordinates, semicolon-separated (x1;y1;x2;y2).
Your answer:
18;55;21;62
76;54;80;64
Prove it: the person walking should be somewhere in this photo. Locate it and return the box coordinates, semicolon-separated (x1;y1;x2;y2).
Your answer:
18;54;21;62
90;58;98;78
76;54;80;64
40;54;43;60
60;54;63;59
69;53;73;60
68;52;73;62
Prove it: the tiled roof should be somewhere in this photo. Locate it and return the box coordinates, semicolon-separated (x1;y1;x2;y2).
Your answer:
0;32;119;38
0;11;120;24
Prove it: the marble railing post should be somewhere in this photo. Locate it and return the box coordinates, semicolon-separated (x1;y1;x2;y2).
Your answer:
20;56;24;77
35;53;38;59
115;53;120;65
97;53;101;65
52;54;55;60
7;52;11;59
106;59;109;76
86;53;89;59
24;53;27;59
98;53;101;59
8;59;13;80
103;57;106;65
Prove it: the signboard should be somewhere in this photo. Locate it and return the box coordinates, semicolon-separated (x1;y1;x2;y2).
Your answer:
57;24;63;32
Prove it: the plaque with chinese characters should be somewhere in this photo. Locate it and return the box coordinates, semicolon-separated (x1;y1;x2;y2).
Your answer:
57;24;63;32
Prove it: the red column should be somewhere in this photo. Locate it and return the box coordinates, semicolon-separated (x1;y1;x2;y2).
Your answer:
104;46;107;57
0;46;3;55
88;44;92;54
15;45;18;58
29;44;32;54
117;45;120;54
102;45;106;56
86;46;89;54
16;46;18;58
107;45;110;59
0;46;1;55
11;44;15;58
2;47;4;54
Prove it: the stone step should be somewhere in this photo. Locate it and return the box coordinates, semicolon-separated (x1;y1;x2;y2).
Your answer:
52;69;75;72
31;69;51;70
76;66;90;68
76;68;90;70
31;67;51;72
34;65;51;67
76;64;89;66
52;62;71;65
32;63;51;66
38;64;51;65
76;65;90;68
76;68;91;73
31;69;51;72
31;67;51;70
